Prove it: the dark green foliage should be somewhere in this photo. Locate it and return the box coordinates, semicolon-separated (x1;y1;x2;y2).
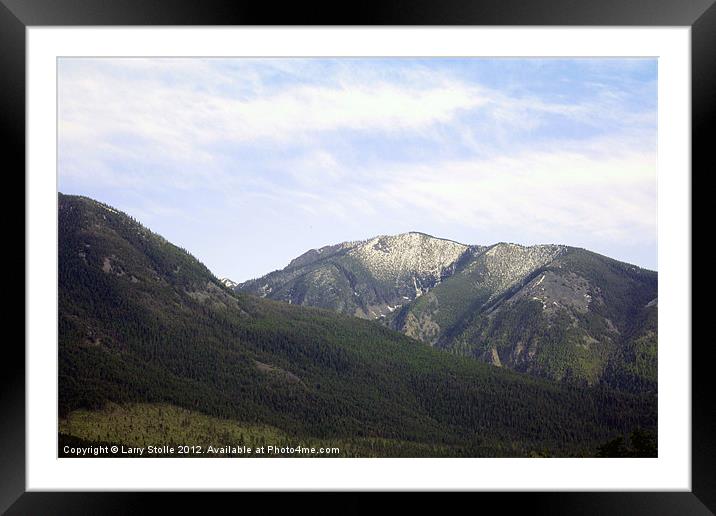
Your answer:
596;436;630;457
629;428;658;457
58;193;656;456
596;428;657;457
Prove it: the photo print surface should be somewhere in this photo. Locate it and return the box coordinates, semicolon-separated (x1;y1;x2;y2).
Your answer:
58;57;657;458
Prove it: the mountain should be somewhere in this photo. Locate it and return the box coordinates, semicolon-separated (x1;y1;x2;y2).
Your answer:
58;194;656;457
238;232;483;319
236;235;657;393
390;242;657;393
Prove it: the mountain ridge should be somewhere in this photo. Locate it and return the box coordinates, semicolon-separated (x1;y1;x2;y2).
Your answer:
235;233;657;392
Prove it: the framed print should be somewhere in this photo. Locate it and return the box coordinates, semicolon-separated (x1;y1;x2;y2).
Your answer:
3;0;713;513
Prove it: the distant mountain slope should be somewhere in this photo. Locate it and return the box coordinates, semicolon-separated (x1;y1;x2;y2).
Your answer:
237;236;657;392
238;232;482;319
58;194;655;457
391;244;657;392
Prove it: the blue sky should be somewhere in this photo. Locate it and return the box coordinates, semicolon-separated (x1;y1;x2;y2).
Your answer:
58;58;657;281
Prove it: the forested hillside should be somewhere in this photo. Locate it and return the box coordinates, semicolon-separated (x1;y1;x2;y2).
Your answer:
58;193;656;457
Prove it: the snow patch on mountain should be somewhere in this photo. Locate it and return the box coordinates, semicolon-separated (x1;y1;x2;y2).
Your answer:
472;243;567;300
219;278;238;289
349;232;469;283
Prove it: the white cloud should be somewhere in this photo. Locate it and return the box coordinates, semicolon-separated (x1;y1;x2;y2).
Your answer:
59;58;651;184
264;147;656;247
59;60;488;163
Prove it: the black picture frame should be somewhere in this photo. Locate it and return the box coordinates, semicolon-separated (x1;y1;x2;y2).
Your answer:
2;0;711;513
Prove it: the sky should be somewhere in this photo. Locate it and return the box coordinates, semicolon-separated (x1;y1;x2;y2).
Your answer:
58;58;657;281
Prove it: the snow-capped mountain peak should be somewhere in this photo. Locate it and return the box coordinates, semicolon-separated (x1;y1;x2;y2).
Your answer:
349;232;470;282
